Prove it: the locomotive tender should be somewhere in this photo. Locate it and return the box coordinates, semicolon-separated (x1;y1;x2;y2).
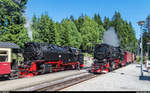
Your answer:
91;43;135;73
0;42;84;79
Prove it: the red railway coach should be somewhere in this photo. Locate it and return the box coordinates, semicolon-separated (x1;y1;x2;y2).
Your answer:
0;42;20;79
124;51;135;64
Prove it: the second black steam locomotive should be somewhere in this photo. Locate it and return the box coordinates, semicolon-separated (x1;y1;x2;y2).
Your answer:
91;43;134;73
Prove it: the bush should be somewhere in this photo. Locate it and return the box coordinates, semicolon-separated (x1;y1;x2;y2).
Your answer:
136;56;146;64
136;57;140;64
83;53;93;57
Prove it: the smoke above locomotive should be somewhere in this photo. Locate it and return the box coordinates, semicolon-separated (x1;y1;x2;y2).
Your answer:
102;27;120;47
93;27;123;62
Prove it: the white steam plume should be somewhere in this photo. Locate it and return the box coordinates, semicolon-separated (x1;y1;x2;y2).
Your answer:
23;13;33;41
102;27;120;47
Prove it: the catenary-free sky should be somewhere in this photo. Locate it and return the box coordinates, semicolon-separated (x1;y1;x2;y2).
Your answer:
26;0;150;39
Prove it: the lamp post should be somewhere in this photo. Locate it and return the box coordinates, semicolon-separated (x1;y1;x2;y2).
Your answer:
137;21;145;77
146;42;150;60
146;42;150;72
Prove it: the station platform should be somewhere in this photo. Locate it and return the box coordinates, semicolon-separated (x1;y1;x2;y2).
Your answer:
0;69;87;91
61;63;150;91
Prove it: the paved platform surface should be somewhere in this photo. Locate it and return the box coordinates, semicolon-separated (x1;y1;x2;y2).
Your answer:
61;63;150;91
0;69;87;91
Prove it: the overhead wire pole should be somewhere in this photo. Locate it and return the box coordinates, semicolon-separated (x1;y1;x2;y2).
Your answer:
137;21;145;77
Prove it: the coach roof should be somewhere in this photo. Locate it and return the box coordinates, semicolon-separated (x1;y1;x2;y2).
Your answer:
0;42;20;49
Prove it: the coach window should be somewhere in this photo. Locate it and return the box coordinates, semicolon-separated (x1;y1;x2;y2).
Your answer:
0;50;8;62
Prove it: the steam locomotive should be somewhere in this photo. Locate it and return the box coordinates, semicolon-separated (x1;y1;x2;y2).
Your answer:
91;43;135;73
0;42;84;79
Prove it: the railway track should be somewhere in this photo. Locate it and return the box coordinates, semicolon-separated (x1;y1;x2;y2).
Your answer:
16;72;97;91
37;73;97;91
15;63;133;91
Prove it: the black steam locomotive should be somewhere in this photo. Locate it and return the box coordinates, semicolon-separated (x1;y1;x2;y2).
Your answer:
91;43;134;73
0;42;84;79
93;44;123;62
23;42;83;64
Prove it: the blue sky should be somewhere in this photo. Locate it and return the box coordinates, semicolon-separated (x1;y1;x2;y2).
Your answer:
26;0;150;39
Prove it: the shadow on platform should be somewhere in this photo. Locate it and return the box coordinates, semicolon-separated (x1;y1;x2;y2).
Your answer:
136;65;141;68
139;76;150;81
143;70;149;72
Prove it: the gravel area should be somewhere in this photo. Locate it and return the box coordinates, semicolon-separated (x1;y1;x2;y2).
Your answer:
0;69;87;91
61;63;150;91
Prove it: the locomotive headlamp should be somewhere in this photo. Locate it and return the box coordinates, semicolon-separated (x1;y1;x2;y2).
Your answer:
103;59;106;62
59;55;61;58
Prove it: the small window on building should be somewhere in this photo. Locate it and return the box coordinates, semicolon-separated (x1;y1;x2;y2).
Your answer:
0;50;8;62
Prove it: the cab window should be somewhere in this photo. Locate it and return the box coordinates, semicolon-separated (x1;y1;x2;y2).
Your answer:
0;50;8;62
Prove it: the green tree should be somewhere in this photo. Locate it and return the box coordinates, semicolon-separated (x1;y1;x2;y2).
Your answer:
0;0;30;47
70;15;75;22
74;14;85;32
61;19;82;48
110;11;137;53
55;22;65;46
32;14;59;44
103;16;111;30
0;25;29;47
142;31;150;55
80;16;105;52
93;13;103;26
142;15;150;57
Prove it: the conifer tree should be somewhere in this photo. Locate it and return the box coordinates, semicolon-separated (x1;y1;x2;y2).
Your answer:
80;16;105;52
74;14;85;32
32;14;59;44
93;13;103;26
61;19;82;48
103;16;111;30
110;11;137;53
0;0;30;47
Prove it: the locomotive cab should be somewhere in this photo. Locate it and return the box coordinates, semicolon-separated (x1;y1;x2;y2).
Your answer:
0;42;20;79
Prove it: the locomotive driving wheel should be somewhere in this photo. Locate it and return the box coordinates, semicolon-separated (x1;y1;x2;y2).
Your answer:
108;66;112;72
9;70;19;80
112;62;115;70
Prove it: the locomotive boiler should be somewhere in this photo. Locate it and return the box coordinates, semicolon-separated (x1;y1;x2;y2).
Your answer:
94;44;122;62
23;42;81;64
